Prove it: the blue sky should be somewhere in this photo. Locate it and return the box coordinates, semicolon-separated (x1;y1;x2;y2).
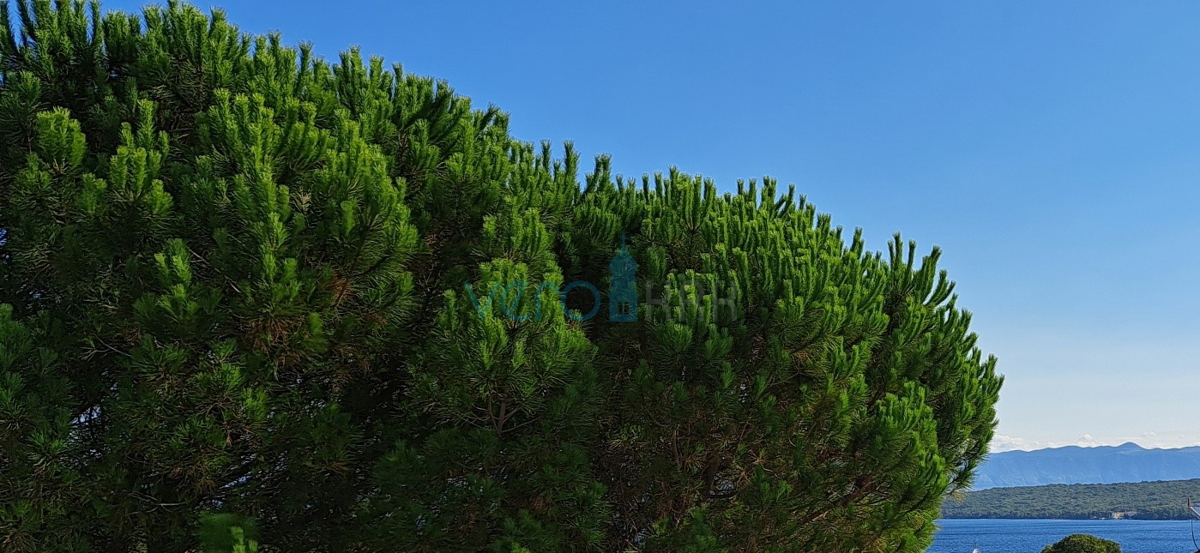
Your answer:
102;0;1200;451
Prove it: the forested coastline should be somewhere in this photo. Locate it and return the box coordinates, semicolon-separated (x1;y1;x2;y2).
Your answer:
942;479;1200;520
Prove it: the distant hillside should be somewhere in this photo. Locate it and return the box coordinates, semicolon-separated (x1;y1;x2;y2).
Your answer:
941;478;1200;520
972;442;1200;489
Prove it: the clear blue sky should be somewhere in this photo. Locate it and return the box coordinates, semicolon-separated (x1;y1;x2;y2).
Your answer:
103;0;1200;451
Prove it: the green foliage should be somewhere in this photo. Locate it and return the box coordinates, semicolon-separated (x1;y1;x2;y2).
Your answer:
197;513;257;553
942;478;1200;520
0;0;1001;551
1041;534;1121;553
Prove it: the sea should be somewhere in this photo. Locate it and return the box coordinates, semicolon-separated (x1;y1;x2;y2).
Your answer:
930;519;1200;553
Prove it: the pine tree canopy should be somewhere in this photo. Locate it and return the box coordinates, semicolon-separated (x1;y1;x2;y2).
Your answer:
0;1;1003;551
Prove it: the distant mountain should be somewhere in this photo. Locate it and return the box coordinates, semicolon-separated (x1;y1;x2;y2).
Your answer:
972;442;1200;489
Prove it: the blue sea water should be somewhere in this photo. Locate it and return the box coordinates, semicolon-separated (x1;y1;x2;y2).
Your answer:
930;519;1200;553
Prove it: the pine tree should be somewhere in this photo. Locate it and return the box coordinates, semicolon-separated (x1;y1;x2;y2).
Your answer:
0;1;1002;551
